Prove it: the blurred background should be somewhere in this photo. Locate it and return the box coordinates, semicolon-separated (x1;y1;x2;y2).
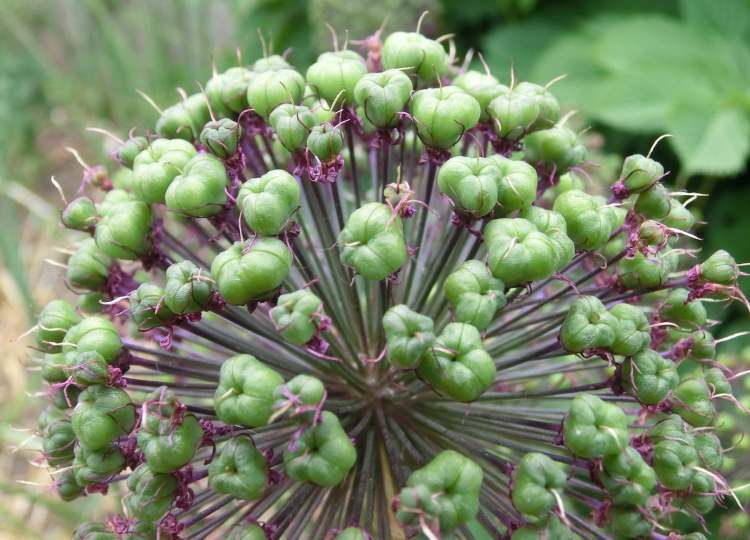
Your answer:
1;0;749;537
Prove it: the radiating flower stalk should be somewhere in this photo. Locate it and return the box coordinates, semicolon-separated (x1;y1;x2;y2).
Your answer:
27;17;750;540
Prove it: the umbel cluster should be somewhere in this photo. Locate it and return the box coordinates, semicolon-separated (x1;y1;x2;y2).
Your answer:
29;18;749;540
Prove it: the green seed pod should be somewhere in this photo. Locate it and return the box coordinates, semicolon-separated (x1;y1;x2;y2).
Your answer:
272;374;326;420
238;169;301;236
269;103;316;152
252;54;291;73
165;153;229;218
227;525;267;540
563;394;629;458
36;300;82;353
662;199;695;231
200;118;241;159
486;155;538;213
56;468;85;501
283;411;356;486
68;350;111;387
307;123;344;163
618;252;673;290
51;385;82;410
443;260;506;330
515;82;561;132
137;386;203;473
164;260;213;314
638;220;666;248
339;202;407;281
510;517;580;540
453;71;504;122
67;240;115;290
62;197;98;232
619;154;663;194
609;303;651;356
411;87;481;149
72;522;112;540
524;126;586;174
42;416;76;467
559;296;618;353
246;68;305;119
114;136;149;169
208;436;268;500
156;93;211;140
215;355;284;428
601;447;656;506
699;249;739;286
131;138;197;204
270;289;324;345
205;66;253;115
487;83;560;140
520;205;575;264
673;377;715;427
418;322;496;402
124;463;178;522
353;69;413;128
552;190;614;251
63;315;122;364
621;349;678;405
93;199;152;260
332;527;369;540
73;443;125;486
383;305;436;370
680;470;715;515
705;367;731;396
41;352;73;383
129;283;175;330
687;329;716;361
661;289;706;329
634;182;671;219
110;167;134;191
381;32;448;81
97;189;133;216
78;292;105;315
38;405;67;434
211;238;292;304
652;437;698;490
395;450;482;533
511;452;567;524
485;218;570;286
694;430;723;470
649;413;690;442
72;385;135;450
437;156;500;218
307;50;368;106
609;506;652;539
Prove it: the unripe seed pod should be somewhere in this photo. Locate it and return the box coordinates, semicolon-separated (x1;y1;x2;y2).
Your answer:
705;367;732;396
63;315;122;364
56;469;85;501
209;436;268;502
411;86;481;150
523;126;586;174
694;430;723;470
51;385;82;410
132;138;197;204
339;202;407;281
395;450;482;533
164;260;213;314
487;82;560;140
559;295;618;353
62;197;98;232
673;377;715;427
634;182;671;219
621;349;678;405
165;153;229;217
419;322;496;401
663;199;695;230
66;238;113;291
511;452;567;524
487;155;538;212
269;103;316;152
123;463;178;522
609;506;652;539
113;135;149;169
679;471;715;515
437;156;500;218
620;154;664;193
68;350;110;387
73;443;125;486
77;292;104;315
307;50;368;106
601;446;656;507
609;302;651;356
353;69;413;128
238;169;301;235
307;123;344;163
652;431;698;490
619;252;675;290
36;300;81;353
41;416;76;467
272;374;326;420
41;352;73;384
639;220;666;247
211;238;292;305
454;70;504;122
444;260;506;330
137;386;203;473
563;394;629;458
686;329;716;361
200;118;241;159
94;200;152;260
129;283;175;330
553;190;615;251
252;54;291;72
156;93;211;140
699;249;739;286
72;385;135;450
270;289;324;345
383;305;435;369
661;289;706;329
97;189;133;216
283;411;356;486
246;68;305;119
381;32;448;81
215;355;284;428
205;66;253;115
520;205;575;264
